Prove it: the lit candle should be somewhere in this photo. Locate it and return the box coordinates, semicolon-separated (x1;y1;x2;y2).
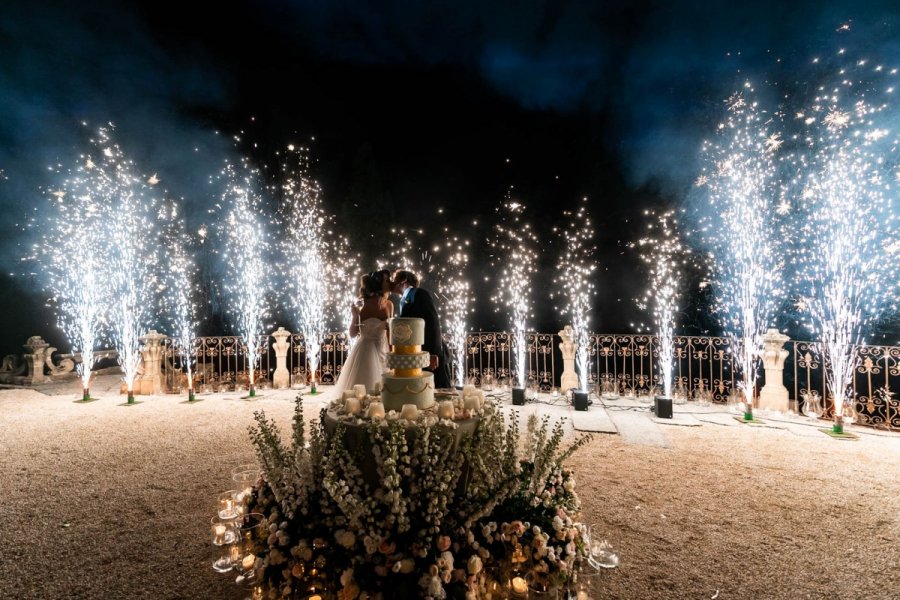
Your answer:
399;403;418;420
252;587;264;600
353;384;367;399
366;401;385;420
342;389;356;401
437;400;454;419
344;396;361;415
576;590;590;600
230;545;241;563
309;596;322;600
241;554;256;570
213;524;226;545
463;384;477;397
511;576;527;596
463;395;480;411
219;497;234;519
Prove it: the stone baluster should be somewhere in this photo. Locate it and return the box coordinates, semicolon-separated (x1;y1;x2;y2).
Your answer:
137;330;166;395
758;328;790;412
272;327;292;389
22;336;51;385
558;325;579;393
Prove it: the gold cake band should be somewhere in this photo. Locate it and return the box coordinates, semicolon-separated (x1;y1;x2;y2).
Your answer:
394;368;422;377
393;345;421;354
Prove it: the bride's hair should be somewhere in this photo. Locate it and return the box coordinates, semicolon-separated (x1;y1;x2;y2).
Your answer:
359;270;390;298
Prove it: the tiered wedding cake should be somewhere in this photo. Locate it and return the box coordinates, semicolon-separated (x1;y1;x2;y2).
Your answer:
381;317;435;412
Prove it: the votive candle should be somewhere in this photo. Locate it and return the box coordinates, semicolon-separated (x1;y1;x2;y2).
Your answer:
437;400;454;419
366;402;385;420
511;576;527;597
213;524;226;545
241;554;256;570
344;396;361;415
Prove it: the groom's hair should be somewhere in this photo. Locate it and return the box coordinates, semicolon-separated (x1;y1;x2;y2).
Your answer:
393;269;418;288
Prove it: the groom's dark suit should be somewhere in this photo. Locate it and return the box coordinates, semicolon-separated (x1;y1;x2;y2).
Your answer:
399;287;452;389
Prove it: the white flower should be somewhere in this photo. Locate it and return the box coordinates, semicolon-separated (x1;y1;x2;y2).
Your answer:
467;555;483;575
427;575;444;597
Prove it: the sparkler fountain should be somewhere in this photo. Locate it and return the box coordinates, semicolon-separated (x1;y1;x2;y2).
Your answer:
218;158;271;398
490;195;539;400
278;145;329;393
791;55;900;433
636;209;688;401
552;197;596;398
36;140;109;402
99;128;164;405
162;201;200;402
695;87;786;420
440;239;474;387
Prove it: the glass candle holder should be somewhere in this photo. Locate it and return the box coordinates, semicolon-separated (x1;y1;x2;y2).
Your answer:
231;464;260;483
211;515;237;546
481;373;494;392
212;540;239;573
218;490;239;520
525;572;557;599
233;471;256;502
235;512;267;581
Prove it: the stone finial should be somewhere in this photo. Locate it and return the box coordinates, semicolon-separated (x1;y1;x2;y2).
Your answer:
558;325;579;393
271;327;292;389
758;328;790;412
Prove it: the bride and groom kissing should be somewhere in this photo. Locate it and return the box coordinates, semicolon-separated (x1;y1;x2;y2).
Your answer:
334;269;451;395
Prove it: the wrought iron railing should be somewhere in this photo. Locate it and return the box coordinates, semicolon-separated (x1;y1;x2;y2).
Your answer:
160;332;353;393
787;341;900;430
23;328;894;431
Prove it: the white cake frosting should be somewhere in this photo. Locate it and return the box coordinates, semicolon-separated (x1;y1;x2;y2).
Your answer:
381;318;434;412
389;317;425;346
386;352;431;370
381;373;435;412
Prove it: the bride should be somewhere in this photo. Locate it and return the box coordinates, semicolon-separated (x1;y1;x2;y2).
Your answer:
334;270;393;395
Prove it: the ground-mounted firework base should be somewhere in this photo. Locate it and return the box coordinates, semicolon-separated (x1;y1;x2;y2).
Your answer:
236;396;593;599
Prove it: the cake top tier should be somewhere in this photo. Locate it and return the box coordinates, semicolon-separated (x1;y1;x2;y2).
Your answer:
389;317;425;346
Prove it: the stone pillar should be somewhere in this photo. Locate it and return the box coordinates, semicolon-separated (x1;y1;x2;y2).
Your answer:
137;330;165;395
272;327;291;389
758;328;790;412
558;325;579;393
22;336;51;385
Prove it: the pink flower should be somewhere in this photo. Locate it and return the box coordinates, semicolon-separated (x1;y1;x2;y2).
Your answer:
375;565;388;577
436;536;452;552
379;540;396;554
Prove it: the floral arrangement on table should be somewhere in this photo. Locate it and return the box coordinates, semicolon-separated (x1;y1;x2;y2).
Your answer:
241;394;593;599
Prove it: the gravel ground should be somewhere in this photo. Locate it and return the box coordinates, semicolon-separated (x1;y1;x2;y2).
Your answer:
1;377;898;600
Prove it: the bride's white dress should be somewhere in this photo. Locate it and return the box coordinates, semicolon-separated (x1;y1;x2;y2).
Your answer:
335;317;388;395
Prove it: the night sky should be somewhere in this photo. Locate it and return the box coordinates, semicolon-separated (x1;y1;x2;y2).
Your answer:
1;0;898;355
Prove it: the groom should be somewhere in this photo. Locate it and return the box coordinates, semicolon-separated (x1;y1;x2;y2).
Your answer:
390;270;452;389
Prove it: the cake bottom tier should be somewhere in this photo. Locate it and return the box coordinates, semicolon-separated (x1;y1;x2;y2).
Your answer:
381;372;435;412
